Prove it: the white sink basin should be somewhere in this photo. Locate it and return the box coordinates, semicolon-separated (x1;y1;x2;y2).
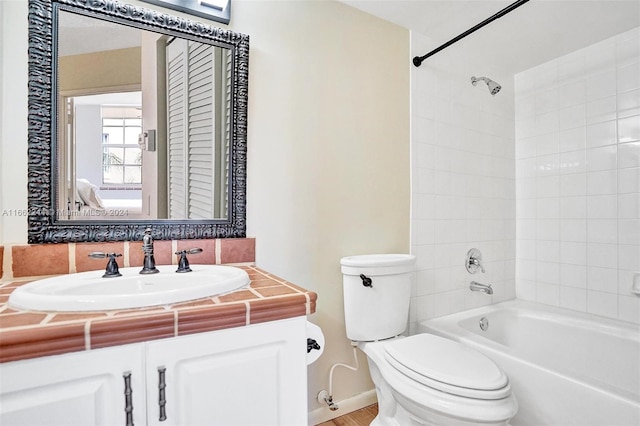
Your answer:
8;264;250;312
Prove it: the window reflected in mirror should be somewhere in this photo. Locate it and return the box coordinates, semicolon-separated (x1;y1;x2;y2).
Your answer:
60;93;144;219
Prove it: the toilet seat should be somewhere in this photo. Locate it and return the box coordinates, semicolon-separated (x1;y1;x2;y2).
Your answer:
384;334;511;400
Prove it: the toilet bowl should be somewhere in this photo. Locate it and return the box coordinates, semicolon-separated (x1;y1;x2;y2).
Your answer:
359;335;517;426
341;254;518;426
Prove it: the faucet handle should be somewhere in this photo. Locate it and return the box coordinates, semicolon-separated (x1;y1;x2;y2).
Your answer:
88;252;122;260
465;248;485;274
174;248;203;273
88;251;112;258
88;252;122;278
471;257;485;273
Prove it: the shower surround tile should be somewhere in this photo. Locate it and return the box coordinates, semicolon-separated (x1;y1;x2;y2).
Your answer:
409;32;516;328
515;26;640;324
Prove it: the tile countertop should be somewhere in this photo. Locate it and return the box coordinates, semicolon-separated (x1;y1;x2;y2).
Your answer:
0;266;317;363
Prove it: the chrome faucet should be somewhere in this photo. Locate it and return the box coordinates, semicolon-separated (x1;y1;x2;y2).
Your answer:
470;281;493;294
140;227;159;274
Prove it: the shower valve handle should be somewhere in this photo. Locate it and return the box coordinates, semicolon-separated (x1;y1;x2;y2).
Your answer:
465;248;485;274
469;257;485;273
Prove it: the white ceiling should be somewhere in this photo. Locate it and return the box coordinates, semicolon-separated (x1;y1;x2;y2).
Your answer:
59;0;640;78
340;0;640;77
58;10;142;56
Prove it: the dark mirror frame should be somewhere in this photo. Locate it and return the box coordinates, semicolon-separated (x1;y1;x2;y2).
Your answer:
28;0;249;243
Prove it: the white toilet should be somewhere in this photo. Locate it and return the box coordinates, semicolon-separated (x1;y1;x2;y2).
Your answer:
341;254;518;426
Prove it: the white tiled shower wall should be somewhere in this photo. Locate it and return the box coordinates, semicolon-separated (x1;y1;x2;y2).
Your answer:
410;28;640;330
409;33;517;333
515;27;640;323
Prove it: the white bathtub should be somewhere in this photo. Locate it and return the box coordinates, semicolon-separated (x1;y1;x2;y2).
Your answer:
419;300;640;426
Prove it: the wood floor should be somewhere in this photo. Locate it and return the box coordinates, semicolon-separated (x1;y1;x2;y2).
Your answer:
316;404;378;426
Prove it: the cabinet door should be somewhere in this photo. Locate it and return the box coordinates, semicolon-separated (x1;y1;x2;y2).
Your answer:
147;317;308;426
0;344;145;426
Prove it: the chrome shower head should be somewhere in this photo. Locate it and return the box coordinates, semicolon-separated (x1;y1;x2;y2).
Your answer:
471;76;501;95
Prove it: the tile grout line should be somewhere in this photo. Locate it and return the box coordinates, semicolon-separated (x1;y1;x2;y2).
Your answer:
244;301;250;325
124;242;130;267
172;240;178;264
304;293;311;315
247;287;263;298
68;243;76;274
1;246;13;282
84;321;92;350
173;310;179;337
41;313;55;324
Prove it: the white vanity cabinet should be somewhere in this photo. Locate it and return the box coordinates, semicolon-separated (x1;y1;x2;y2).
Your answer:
146;317;308;426
0;317;308;426
0;344;146;426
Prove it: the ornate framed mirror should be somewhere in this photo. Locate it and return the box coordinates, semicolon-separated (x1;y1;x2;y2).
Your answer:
27;0;249;243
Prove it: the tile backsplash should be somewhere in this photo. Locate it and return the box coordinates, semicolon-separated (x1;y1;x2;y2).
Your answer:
1;238;255;281
514;27;640;323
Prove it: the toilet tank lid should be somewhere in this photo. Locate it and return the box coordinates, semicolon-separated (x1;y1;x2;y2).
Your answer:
341;254;416;276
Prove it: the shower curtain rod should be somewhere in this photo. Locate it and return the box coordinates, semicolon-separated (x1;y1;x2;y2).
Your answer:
412;0;530;67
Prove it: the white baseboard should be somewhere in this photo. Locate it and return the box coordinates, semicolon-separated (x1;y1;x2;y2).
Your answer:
308;388;378;425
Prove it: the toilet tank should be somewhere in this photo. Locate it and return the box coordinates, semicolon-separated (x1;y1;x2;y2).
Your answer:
341;254;416;341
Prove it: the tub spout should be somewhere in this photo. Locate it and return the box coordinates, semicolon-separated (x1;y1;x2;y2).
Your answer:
470;281;493;294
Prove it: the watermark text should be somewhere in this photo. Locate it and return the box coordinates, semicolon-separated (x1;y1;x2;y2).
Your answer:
2;208;130;217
